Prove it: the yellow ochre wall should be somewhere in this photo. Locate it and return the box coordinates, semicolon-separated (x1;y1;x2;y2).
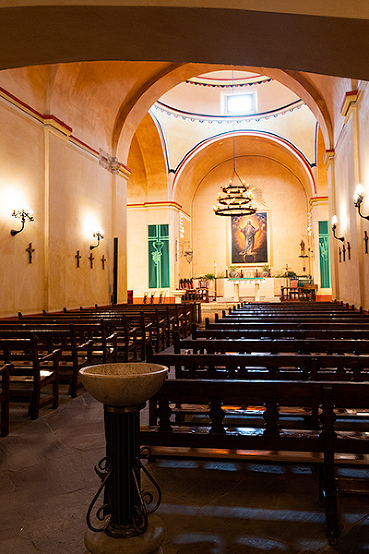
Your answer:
0;72;129;317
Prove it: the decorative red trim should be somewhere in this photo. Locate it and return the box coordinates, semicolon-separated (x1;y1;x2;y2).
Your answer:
70;135;100;156
340;90;358;116
0;84;131;174
128;201;189;218
173;130;316;195
44;115;72;134
0;85;43;120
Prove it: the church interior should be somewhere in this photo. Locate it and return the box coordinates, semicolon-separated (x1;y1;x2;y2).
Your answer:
1;2;369;553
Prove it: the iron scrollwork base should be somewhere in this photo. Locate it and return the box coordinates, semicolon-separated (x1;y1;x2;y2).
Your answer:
131;453;162;535
86;457;112;533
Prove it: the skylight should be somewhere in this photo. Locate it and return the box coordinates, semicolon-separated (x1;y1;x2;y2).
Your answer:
226;93;256;114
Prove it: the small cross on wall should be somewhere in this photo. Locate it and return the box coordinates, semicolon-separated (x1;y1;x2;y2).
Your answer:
75;250;81;268
101;254;106;270
364;231;368;254
26;243;35;264
89;252;94;269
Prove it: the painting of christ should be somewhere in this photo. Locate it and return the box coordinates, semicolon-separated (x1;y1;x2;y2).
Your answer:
231;212;268;264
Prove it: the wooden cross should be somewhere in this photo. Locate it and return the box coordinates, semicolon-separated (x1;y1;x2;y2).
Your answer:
75;250;81;268
338;247;341;263
89;252;94;269
365;231;368;254
101;254;106;270
347;241;351;260
342;242;346;262
26;242;35;264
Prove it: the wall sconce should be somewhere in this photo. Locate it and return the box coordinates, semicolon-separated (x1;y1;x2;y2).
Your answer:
353;184;369;220
10;209;34;236
90;231;104;250
184;249;193;264
331;215;344;242
179;241;193;263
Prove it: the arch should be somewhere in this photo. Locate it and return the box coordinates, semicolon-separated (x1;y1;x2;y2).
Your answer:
127;112;169;204
172;131;316;212
114;64;333;163
0;4;369;83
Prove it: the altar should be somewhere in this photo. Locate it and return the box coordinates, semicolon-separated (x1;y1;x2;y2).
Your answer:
223;277;276;302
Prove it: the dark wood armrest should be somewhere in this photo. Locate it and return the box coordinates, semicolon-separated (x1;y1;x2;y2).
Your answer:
39;348;62;363
77;339;94;351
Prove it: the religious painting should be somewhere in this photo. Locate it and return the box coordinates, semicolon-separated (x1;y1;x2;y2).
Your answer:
231;212;268;265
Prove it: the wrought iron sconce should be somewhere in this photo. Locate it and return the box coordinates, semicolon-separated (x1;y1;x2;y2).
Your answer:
10;209;34;236
179;240;193;263
353;184;369;220
331;215;344;242
184;248;193;263
90;231;104;250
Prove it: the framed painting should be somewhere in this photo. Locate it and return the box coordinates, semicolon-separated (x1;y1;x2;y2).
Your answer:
231;212;268;265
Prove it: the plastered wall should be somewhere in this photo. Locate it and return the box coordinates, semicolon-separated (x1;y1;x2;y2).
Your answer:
331;83;369;309
191;155;308;278
0;95;127;317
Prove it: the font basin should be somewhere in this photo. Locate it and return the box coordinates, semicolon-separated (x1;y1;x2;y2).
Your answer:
79;363;168;407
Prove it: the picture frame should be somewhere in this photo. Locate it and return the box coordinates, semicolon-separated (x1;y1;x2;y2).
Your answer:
231;211;268;265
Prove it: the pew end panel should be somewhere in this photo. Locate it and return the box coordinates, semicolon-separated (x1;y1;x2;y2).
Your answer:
0;363;12;436
0;336;61;419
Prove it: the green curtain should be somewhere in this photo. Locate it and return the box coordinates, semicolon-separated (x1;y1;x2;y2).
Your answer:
148;224;170;288
318;221;331;288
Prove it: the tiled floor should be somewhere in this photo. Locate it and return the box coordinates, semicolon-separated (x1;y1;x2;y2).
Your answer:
2;389;369;554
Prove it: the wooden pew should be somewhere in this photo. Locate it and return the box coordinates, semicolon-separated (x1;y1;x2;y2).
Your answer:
38;310;157;359
0;323;112;397
206;319;369;331
77;301;197;339
216;312;369;324
0;336;61;419
140;378;369;539
174;332;369;356
148;350;369;383
0;363;12;436
147;348;369;432
193;325;369;341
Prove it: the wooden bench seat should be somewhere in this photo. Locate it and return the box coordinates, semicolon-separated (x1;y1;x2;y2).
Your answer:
175;332;369;356
147;349;369;432
216;311;369;323
141;378;369;539
149;350;369;381
0;336;61;419
0;324;110;397
195;325;369;340
38;310;160;359
206;319;369;332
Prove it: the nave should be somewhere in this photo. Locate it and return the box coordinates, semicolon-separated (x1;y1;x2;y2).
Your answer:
2;301;369;553
1;343;369;553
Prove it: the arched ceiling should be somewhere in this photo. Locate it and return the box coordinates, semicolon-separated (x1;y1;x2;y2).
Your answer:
112;64;334;159
128;112;169;203
0;60;334;162
172;133;315;215
0;3;369;82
